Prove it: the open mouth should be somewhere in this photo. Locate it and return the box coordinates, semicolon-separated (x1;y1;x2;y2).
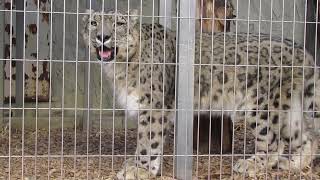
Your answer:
96;46;118;62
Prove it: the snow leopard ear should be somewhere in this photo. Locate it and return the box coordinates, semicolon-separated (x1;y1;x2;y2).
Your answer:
129;9;140;25
83;9;95;23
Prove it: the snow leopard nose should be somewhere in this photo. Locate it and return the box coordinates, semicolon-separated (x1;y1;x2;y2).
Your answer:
96;34;111;45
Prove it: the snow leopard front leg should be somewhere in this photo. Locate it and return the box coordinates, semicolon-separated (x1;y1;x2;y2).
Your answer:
117;109;172;179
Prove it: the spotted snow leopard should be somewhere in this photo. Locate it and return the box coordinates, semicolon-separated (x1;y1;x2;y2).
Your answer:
82;9;319;178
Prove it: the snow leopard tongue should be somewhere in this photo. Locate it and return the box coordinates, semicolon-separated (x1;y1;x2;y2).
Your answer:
99;50;111;59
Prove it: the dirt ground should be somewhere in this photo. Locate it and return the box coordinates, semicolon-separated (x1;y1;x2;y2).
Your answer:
0;121;319;180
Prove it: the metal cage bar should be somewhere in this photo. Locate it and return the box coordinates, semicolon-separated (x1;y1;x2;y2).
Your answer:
159;0;172;29
15;0;24;117
82;0;98;132
175;0;196;178
0;0;319;179
0;2;4;128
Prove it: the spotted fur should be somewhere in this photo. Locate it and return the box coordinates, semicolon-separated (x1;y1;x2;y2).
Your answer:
82;9;319;177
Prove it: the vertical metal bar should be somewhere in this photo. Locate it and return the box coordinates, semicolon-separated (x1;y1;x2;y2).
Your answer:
317;0;320;66
159;0;172;29
21;1;26;178
61;0;66;178
242;0;251;178
196;0;207;177
231;0;240;178
204;0;212;178
147;0;155;175
158;0;169;177
310;1;319;178
83;2;90;131
48;0;53;178
85;0;91;178
175;0;196;178
8;1;14;179
288;0;297;177
173;0;180;176
315;0;320;127
0;2;4;129
98;0;105;177
136;0;142;176
85;0;98;178
15;0;24;117
266;0;274;177
82;0;97;131
73;0;80;176
111;0;119;172
278;0;285;177
218;0;228;178
300;0;309;178
35;0;40;176
255;0;263;178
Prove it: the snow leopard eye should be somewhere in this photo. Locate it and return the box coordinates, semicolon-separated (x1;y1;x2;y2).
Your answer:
91;21;97;26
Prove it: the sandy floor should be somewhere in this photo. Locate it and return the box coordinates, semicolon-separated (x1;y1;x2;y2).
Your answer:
0;122;319;179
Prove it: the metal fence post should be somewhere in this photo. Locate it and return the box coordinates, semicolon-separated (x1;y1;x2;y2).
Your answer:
82;0;98;131
159;0;172;29
0;3;4;126
175;0;196;179
15;0;24;117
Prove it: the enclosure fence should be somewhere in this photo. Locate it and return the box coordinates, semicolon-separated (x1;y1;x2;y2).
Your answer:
0;0;319;179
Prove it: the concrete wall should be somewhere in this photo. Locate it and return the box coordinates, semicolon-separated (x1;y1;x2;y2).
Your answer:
1;0;317;130
230;0;319;63
230;0;306;45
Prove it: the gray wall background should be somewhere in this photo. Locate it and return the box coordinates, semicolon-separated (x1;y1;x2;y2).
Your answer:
0;0;318;129
231;0;306;43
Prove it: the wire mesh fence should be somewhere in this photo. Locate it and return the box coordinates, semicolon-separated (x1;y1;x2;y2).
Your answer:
0;0;319;179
